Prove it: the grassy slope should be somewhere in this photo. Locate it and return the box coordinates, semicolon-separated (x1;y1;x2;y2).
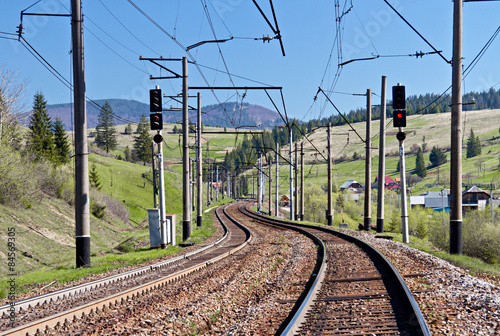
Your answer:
0;148;229;298
275;109;500;196
2;111;498;297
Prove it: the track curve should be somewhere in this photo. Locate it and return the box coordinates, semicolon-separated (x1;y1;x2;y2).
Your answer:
238;202;431;336
0;204;250;336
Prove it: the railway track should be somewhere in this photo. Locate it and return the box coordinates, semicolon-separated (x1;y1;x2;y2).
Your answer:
239;203;431;336
0;204;250;336
2;202;432;335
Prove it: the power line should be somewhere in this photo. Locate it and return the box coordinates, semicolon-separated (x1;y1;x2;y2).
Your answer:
382;0;450;64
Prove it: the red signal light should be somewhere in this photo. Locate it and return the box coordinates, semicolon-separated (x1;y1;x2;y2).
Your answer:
393;110;406;128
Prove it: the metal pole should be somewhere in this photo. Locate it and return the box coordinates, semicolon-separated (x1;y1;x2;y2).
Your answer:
377;76;387;233
364;89;372;231
216;165;219;203
327;123;333;226
196;93;202;227
491;183;494;222
152;141;158;209
275;143;279;217
294;142;299;220
182;56;191;241
269;161;272;216
72;0;90;268
450;0;463;254
399;132;409;243
257;151;262;211
206;165;209;206
289;125;294;220
300;142;305;221
158;130;168;248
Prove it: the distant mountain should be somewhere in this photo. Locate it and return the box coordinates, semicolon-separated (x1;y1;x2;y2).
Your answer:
46;99;284;130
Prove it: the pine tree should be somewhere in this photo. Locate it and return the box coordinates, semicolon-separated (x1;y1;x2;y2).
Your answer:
466;128;481;158
124;123;133;135
124;145;132;162
429;146;447;167
29;92;55;162
133;113;152;165
415;147;427;178
94;101;118;153
89;162;102;190
53;117;71;164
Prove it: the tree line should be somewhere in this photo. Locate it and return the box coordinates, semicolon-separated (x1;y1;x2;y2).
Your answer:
303;87;500;132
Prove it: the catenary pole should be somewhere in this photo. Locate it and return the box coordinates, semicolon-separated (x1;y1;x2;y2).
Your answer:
377;76;387;233
257;151;262;211
300;142;305;221
450;0;463;254
289;125;294;220
275;143;279;217
293;142;299;220
327;123;333;226
72;0;90;268
269;161;272;216
196;92;202;227
182;56;191;241
364;89;372;231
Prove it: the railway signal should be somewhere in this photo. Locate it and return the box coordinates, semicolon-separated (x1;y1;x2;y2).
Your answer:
153;133;163;144
393;110;406;128
150;113;163;130
150;88;162;112
392;85;405;110
392;85;406;128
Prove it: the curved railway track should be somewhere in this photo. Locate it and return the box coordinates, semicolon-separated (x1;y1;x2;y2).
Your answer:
1;202;431;335
238;203;431;336
0;204;250;336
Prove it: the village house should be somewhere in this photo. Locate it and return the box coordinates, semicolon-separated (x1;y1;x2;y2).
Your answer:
279;194;291;207
339;180;363;193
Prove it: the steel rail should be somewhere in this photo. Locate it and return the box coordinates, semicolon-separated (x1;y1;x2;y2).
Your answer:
1;205;251;336
241;204;431;336
1;221;229;317
237;205;327;336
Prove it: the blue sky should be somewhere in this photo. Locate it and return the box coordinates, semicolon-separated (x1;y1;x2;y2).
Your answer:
1;0;500;124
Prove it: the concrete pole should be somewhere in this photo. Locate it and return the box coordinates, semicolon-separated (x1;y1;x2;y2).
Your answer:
216;165;219;203
206;164;210;206
275;143;279;217
450;0;463;254
289;126;294;220
300;142;305;221
72;0;90;268
294;142;299;220
364;89;372;231
377;76;387;233
257;152;262;211
196;93;202;227
182;56;191;241
269;161;272;216
327;123;333;226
